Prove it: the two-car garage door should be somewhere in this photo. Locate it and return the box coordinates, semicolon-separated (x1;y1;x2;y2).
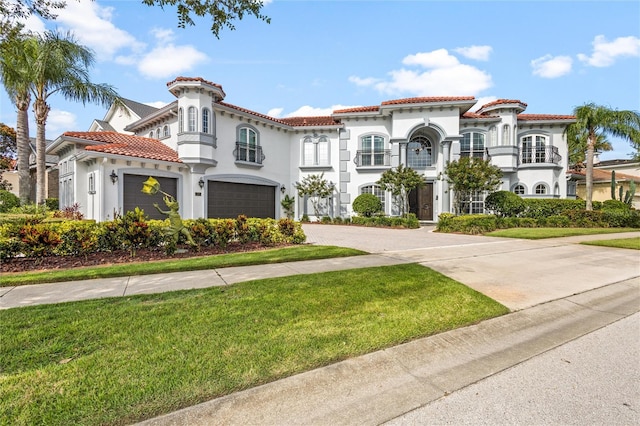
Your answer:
207;181;275;219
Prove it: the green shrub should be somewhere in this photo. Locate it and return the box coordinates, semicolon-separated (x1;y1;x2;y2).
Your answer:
352;193;382;217
301;214;310;223
45;198;59;210
485;191;525;217
521;199;586;219
602;199;629;211
0;190;20;213
321;216;332;224
564;210;606;227
53;221;99;257
332;216;343;224
278;218;296;237
19;223;62;257
436;214;497;234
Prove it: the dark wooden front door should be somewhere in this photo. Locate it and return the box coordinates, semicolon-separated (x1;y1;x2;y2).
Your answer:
409;182;433;220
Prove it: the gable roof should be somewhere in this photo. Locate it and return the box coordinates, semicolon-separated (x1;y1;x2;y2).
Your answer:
122;98;160;119
62;132;181;163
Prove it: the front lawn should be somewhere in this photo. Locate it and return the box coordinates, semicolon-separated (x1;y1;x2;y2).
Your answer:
581;237;640;250
0;245;365;287
0;264;508;425
486;227;639;240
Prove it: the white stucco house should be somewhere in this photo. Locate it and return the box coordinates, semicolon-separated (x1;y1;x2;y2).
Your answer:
46;76;575;222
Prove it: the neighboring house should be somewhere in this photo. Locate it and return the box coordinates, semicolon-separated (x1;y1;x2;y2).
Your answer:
3;140;58;202
568;162;639;209
47;77;575;222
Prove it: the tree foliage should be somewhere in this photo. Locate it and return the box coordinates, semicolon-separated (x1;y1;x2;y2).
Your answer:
0;123;16;191
376;164;424;216
295;173;335;219
445;157;503;215
564;103;640;210
352;193;382;217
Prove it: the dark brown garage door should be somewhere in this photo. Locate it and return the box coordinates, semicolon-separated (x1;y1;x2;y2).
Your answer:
208;181;275;219
123;174;178;220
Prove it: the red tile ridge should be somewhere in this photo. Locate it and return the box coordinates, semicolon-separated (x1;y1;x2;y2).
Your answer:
517;114;576;121
381;96;475;106
166;76;224;91
479;99;528;110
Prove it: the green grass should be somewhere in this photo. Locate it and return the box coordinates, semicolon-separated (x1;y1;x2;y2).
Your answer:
486;227;639;240
581;237;640;250
0;245;365;287
0;264;508;425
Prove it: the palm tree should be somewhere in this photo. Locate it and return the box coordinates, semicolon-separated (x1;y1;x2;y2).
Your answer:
0;33;33;204
568;131;612;167
565;103;640;210
29;31;124;204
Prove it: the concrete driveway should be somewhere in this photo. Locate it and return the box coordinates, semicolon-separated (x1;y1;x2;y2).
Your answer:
303;224;640;311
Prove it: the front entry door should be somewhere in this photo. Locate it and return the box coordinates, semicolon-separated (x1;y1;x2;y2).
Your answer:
409;182;433;220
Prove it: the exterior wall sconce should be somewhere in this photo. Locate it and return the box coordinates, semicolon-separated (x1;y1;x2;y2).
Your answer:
199;177;205;189
280;185;286;194
437;172;443;181
110;170;118;184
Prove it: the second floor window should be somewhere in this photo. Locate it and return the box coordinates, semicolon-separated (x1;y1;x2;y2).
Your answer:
361;135;385;166
188;107;197;132
202;108;210;134
407;136;432;168
163;125;170;138
303;135;330;166
178;108;184;133
461;132;485;158
237;127;258;162
522;135;547;163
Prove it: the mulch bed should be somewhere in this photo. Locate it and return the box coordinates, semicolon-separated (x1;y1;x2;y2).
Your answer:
1;242;279;274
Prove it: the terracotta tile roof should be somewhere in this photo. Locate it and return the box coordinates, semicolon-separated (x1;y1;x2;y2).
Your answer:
166;76;224;91
217;101;289;125
63;132;181;163
381;96;475;106
279;116;340;126
569;168;637;182
479;99;528;110
333;106;380;114
462;112;500;119
517;114;575;121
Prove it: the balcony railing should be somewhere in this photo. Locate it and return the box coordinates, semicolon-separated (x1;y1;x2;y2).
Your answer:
354;150;391;167
235;142;264;164
520;146;561;165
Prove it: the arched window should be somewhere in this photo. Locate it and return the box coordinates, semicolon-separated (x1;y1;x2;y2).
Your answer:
163;125;170;137
521;135;547;163
360;135;386;166
461;132;485;158
188;106;197;132
513;184;525;195
489;126;497;147
407;136;432;168
156;128;161;139
178;108;184;133
202;108;210;134
535;184;547;195
237;127;259;163
303;135;330;166
502;125;510;146
361;185;386;213
149;131;153;138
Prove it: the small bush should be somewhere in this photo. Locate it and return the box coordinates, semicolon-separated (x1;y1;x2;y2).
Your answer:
321;216;332;224
436;214;497;234
45;198;59;210
485;191;525;217
0;190;20;213
602;199;629;211
301;214;310;223
352;193;382;217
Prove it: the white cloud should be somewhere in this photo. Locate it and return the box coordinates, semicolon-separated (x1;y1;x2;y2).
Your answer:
531;55;573;78
267;107;284;118
137;44;208;79
350;48;492;97
46;110;77;133
145;101;168;109
577;35;640;67
402;49;459;68
454;45;493;61
54;1;145;61
286;105;361;117
150;27;176;44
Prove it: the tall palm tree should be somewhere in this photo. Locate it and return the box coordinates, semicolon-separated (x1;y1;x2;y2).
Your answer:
565;103;640;210
29;31;124;204
568;131;612;167
0;33;33;204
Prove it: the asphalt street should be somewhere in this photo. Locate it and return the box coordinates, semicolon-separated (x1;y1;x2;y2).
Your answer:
386;313;640;426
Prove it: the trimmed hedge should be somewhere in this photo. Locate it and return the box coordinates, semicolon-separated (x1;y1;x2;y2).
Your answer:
0;214;306;260
350;213;420;229
437;209;640;234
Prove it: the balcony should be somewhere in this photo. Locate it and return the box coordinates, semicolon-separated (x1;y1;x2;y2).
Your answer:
234;142;265;167
519;146;561;166
354;150;391;169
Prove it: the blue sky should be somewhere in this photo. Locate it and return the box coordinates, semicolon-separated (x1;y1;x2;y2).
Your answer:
1;0;639;160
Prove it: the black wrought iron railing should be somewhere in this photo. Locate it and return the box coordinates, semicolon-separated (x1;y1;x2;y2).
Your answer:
520;146;561;165
235;142;264;164
354;150;391;167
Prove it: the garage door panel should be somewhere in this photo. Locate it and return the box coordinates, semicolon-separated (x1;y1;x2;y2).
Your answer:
123;174;177;220
208;181;275;219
